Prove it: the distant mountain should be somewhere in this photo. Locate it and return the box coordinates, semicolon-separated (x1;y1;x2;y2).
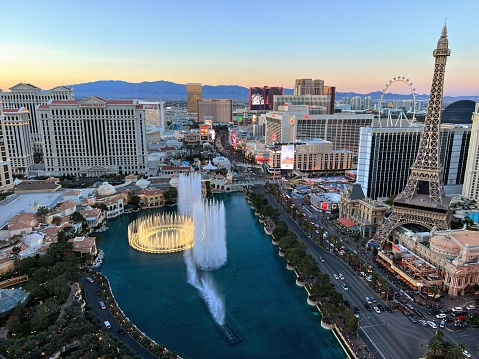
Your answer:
67;80;478;103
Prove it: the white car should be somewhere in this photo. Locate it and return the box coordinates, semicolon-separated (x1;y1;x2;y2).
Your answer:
365;297;372;304
463;350;472;358
319;257;325;263
339;273;345;280
365;275;372;282
427;321;437;329
465;304;475;310
451;306;463;313
333;274;339;280
86;276;94;283
435;313;446;319
374;306;381;314
342;283;349;291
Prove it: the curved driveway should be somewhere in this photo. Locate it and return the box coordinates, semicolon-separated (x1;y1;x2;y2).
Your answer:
79;274;160;359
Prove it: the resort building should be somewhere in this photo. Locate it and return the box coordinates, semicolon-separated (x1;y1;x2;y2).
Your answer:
1;108;34;175
38;96;148;177
0;104;14;191
339;183;388;238
79;207;105;228
267;140;353;174
139;188;165;208
196;99;232;123
0;83;74;152
357;123;471;199
387;228;479;297
68;236;98;259
187;83;202;113
264;105;373;153
462;103;479;201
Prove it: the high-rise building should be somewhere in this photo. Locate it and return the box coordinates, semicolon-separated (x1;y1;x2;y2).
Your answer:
371;25;452;247
264;105;373;153
38;96;148;177
0;83;74;152
197;99;232;123
0;102;14;191
350;96;362;111
294;79;325;95
363;96;373;110
462;103;479;200
342;97;350;105
249;87;283;111
186;83;202;113
357;124;470;200
1;107;34;175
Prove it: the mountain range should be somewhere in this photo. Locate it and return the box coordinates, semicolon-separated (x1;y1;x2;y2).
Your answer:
67;80;479;103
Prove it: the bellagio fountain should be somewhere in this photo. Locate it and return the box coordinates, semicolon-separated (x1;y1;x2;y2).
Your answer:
127;172;228;326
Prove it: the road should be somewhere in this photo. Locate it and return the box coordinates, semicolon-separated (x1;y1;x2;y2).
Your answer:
79;274;160;359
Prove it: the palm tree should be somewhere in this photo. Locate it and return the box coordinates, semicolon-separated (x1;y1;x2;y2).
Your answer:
425;330;445;359
445;342;466;359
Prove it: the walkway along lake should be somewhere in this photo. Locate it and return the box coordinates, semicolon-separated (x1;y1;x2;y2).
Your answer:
98;192;344;359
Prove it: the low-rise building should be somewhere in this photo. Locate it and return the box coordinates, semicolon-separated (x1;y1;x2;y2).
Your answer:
139;188;164;208
68;236;97;259
79;207;105;228
0;212;38;239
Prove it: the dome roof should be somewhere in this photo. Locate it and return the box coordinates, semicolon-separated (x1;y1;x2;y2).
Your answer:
136;179;150;189
169;123;183;130
441;100;475;124
97;182;116;196
430;234;460;258
169;176;179;188
0;289;29;316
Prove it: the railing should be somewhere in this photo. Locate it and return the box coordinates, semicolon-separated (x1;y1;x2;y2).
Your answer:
0;274;28;289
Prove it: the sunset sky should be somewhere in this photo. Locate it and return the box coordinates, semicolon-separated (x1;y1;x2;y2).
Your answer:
0;0;477;96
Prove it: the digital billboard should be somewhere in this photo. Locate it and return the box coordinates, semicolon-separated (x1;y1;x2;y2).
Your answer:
231;131;237;147
250;87;265;110
266;87;283;111
199;125;209;135
280;145;294;170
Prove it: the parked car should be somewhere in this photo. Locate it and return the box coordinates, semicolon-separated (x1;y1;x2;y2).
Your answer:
465;304;475;310
117;328;126;335
86;277;94;283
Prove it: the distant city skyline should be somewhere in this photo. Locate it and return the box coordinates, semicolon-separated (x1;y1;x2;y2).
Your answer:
0;1;477;96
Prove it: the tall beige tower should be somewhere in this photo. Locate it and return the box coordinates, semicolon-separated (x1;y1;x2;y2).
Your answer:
187;83;202;113
462;103;479;201
370;25;452;248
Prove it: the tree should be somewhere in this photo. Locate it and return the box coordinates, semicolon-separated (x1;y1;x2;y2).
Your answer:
425;330;445;359
36;206;50;223
70;211;86;223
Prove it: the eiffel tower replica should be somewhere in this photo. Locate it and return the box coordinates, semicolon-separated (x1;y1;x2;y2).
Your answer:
369;25;452;248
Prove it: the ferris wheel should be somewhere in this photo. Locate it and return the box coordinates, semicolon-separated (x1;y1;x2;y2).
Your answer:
378;76;417;127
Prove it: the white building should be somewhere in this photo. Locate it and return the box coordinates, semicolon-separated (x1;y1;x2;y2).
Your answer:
1;108;34;175
463;103;479;200
0;83;74;152
38;96;148;177
0;103;14;191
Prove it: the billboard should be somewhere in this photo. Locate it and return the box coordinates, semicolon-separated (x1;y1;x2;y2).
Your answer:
199;125;209;135
250;87;265;110
231;131;237;147
280;145;294;170
266;87;283;111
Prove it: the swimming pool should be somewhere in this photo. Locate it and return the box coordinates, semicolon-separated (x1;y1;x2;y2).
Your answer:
466;212;479;222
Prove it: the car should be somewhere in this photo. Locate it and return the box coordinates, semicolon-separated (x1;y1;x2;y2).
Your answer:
427;321;438;329
339;273;345;280
104;321;111;329
436;313;446;319
402;310;410;316
353;307;360;314
451;306;463;313
427;309;438;315
365;303;372;311
463;350;472;358
365;275;372;282
99;301;106;310
117;328;126;335
96;289;102;296
385;306;393;313
365;297;372;304
465;304;475;310
319;257;325;263
469;312;479;318
439;320;446;328
408;316;418;323
374;306;381;314
371;298;377;303
342;283;349;291
419;320;428;327
333;274;339;280
414;310;426;320
86;276;94;283
354;312;360;318
344;300;351;308
475;298;479;305
377;304;384;312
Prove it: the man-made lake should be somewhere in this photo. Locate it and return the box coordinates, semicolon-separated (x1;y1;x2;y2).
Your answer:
99;192;344;359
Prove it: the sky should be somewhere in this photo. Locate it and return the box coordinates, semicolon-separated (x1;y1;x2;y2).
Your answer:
0;0;477;96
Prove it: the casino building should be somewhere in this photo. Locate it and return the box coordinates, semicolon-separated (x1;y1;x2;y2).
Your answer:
38;96;148;177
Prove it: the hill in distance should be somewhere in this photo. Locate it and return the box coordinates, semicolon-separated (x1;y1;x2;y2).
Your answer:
67;80;479;103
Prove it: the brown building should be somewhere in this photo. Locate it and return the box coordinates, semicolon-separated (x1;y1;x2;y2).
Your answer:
187;83;202;113
197;99;232;123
